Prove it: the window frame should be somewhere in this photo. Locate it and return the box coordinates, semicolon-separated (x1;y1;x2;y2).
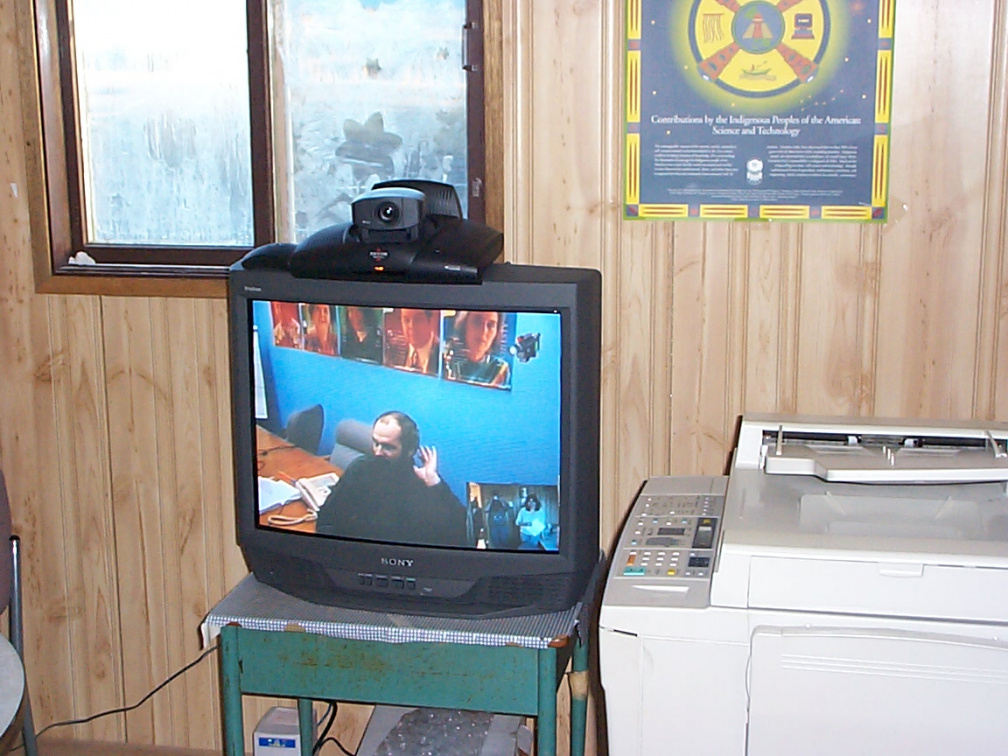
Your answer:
21;0;492;297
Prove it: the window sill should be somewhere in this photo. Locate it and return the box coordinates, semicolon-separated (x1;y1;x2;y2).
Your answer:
37;264;228;299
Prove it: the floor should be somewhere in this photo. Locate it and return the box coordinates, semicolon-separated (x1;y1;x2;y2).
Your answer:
38;741;218;756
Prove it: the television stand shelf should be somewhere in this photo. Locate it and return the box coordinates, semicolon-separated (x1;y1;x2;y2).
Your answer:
201;573;599;756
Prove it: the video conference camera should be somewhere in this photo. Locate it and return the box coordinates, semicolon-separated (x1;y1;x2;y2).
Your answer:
240;180;503;283
353;186;426;244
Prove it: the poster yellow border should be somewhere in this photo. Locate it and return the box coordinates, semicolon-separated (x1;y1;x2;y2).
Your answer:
625;0;895;222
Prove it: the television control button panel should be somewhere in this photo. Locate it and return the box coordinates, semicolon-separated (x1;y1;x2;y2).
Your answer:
606;476;727;609
358;573;417;591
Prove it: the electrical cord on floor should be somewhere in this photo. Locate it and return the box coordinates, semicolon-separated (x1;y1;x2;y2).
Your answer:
317;735;356;756
14;642;359;756
9;642;220;752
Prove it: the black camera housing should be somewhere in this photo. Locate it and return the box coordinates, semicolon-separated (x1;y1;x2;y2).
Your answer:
352;186;425;243
241;180;503;283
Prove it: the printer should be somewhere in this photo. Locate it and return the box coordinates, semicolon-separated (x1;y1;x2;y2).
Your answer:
599;414;1008;756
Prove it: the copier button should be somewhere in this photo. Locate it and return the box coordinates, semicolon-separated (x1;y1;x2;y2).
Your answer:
692;518;717;549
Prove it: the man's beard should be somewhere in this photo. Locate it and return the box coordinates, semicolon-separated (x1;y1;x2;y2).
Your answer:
374;454;412;472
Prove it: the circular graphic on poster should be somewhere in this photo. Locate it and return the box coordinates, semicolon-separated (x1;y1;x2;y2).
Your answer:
688;0;830;98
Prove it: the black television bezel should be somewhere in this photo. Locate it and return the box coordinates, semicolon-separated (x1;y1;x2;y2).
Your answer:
228;261;601;616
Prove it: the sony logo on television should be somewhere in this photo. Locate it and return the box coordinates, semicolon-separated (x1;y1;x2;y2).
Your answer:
380;557;414;568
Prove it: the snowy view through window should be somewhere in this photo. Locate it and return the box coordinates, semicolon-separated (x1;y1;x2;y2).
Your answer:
279;0;469;239
71;0;467;248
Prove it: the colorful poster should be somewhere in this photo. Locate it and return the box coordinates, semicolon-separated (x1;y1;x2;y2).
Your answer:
625;0;895;221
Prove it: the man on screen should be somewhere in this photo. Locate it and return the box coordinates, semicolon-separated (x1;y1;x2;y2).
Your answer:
315;411;468;547
390;308;440;375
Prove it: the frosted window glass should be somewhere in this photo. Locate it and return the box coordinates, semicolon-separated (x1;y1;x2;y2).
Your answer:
274;0;468;240
72;0;253;246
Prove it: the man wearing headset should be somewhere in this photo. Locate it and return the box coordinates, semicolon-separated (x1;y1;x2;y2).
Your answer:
316;410;468;547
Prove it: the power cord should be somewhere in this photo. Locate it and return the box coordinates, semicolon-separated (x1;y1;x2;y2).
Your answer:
10;643;219;751
313;700;356;756
13;643;358;756
317;735;357;756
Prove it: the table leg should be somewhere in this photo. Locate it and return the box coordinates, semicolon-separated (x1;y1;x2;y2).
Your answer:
219;627;245;756
568;633;589;756
537;648;557;756
298;698;314;756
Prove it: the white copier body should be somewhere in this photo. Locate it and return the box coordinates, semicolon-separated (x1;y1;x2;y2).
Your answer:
599;414;1008;756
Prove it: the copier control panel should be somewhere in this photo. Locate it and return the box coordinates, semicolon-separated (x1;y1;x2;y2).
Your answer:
607;476;726;609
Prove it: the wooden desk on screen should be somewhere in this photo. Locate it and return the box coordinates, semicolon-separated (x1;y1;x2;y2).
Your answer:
256;425;342;534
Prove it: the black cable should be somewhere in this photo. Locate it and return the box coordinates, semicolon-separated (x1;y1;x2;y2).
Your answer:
312;700;338;754
316;701;334;731
317;735;356;756
22;643;219;745
16;643;357;756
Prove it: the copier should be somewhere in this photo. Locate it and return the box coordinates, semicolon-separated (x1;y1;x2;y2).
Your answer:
599;414;1008;756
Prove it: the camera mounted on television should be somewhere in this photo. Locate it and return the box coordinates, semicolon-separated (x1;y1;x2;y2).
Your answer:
239;180;503;283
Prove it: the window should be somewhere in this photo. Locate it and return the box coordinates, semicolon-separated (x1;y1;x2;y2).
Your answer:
26;0;487;292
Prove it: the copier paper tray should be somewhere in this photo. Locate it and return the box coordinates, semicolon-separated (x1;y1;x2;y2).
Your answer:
752;416;1008;483
715;414;1008;621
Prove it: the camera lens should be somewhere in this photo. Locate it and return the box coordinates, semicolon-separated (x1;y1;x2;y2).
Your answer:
376;201;400;224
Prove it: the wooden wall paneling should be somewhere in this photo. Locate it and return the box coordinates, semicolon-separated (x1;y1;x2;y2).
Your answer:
609;221;659;547
776;225;802;414
148;297;187;742
192;300;230;752
669;223;735;476
598;0;625;555
484;0;505;233
740;223;791;413
874;0;992;419
149;295;207;745
793;225;879;416
589;5;623;752
162;298;222;746
974;0;1008;420
526;0;604;270
102;297;168;743
647;228;674;476
0;297;79;736
0;2;86;736
512;4;611;756
200;302;245;592
723;224;752;450
500;0;533;263
857;226;883;417
47;293;124;742
2;0;1008;754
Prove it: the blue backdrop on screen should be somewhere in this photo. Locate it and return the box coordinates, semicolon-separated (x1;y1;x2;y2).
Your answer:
253;301;562;505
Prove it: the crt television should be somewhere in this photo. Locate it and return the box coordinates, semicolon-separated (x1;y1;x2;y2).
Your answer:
228;260;601;616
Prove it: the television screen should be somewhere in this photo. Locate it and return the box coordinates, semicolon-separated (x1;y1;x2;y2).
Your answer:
253;300;563;553
230;262;601;616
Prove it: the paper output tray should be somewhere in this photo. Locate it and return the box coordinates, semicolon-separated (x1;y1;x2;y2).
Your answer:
764;442;1008;483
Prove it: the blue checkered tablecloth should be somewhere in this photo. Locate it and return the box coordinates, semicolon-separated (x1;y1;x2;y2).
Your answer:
201;573;589;650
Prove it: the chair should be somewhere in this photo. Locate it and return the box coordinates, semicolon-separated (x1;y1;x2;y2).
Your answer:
0;471;38;756
328;418;373;471
283;405;324;455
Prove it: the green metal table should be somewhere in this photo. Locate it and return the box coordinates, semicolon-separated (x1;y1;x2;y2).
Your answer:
202;575;595;756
